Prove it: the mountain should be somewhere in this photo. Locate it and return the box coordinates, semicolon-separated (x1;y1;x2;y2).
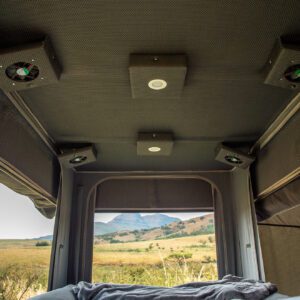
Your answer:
108;213;149;231
94;213;214;243
36;235;53;241
143;213;179;228
93;213;180;236
94;221;117;235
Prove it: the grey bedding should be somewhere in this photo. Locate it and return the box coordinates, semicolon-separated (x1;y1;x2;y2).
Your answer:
72;275;276;300
30;275;299;300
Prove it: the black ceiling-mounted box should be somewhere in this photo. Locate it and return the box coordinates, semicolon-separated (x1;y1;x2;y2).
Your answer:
129;54;187;99
215;144;255;169
58;146;97;168
137;133;174;156
264;38;300;90
0;37;61;91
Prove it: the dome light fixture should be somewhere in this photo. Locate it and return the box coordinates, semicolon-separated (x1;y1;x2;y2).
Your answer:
148;146;161;153
69;155;87;164
224;155;243;165
148;79;167;90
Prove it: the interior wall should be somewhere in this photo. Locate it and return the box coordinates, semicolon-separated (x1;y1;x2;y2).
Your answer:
50;167;74;290
230;169;260;280
252;108;300;197
252;106;300;296
258;224;300;296
95;177;214;210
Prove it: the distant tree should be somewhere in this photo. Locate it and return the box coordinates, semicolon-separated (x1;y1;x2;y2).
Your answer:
35;241;50;247
110;239;122;244
119;232;128;236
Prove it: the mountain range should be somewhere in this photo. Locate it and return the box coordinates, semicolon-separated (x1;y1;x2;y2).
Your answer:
94;213;214;243
94;213;180;235
37;213;180;240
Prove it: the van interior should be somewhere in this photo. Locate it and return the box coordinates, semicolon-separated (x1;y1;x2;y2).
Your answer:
0;2;299;300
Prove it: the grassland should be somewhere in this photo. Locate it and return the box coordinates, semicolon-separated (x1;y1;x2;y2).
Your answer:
93;234;217;286
0;234;217;299
0;241;51;300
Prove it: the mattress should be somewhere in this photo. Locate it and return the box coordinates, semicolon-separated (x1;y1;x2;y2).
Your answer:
29;285;76;300
30;286;297;300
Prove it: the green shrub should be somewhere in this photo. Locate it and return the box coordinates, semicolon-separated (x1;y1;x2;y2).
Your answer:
167;252;193;264
35;241;50;247
110;239;122;244
118;232;129;236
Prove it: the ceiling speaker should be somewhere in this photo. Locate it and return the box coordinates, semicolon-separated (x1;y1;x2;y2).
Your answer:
129;54;187;99
0;37;61;91
58;146;97;168
215;144;255;169
264;38;300;90
137;133;174;156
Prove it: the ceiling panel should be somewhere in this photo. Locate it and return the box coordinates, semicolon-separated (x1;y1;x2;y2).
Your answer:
0;1;299;171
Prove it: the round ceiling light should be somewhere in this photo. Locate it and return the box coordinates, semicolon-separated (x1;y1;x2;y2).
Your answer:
148;146;161;152
284;64;300;83
224;155;243;165
69;155;87;164
148;79;167;90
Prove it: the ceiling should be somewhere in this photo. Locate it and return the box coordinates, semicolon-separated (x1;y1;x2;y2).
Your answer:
0;1;299;171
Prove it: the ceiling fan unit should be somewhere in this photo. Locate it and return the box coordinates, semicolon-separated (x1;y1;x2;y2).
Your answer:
0;37;61;91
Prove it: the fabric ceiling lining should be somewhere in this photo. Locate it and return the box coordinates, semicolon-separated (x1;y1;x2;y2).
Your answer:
0;1;299;171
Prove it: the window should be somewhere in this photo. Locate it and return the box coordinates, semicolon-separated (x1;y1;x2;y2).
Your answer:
93;212;217;286
0;184;55;299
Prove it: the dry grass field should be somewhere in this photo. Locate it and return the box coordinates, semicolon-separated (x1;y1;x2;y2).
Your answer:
93;233;217;286
0;241;51;300
0;233;217;299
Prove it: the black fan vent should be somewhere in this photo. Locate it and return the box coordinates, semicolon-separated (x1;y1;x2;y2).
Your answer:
5;62;39;82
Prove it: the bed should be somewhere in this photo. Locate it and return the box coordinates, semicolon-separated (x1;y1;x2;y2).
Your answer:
29;275;300;300
29;286;295;300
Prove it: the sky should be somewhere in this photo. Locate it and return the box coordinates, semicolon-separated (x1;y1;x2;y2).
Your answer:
0;183;209;239
0;184;55;239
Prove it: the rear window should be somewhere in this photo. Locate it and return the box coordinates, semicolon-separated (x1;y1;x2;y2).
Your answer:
93;212;217;286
